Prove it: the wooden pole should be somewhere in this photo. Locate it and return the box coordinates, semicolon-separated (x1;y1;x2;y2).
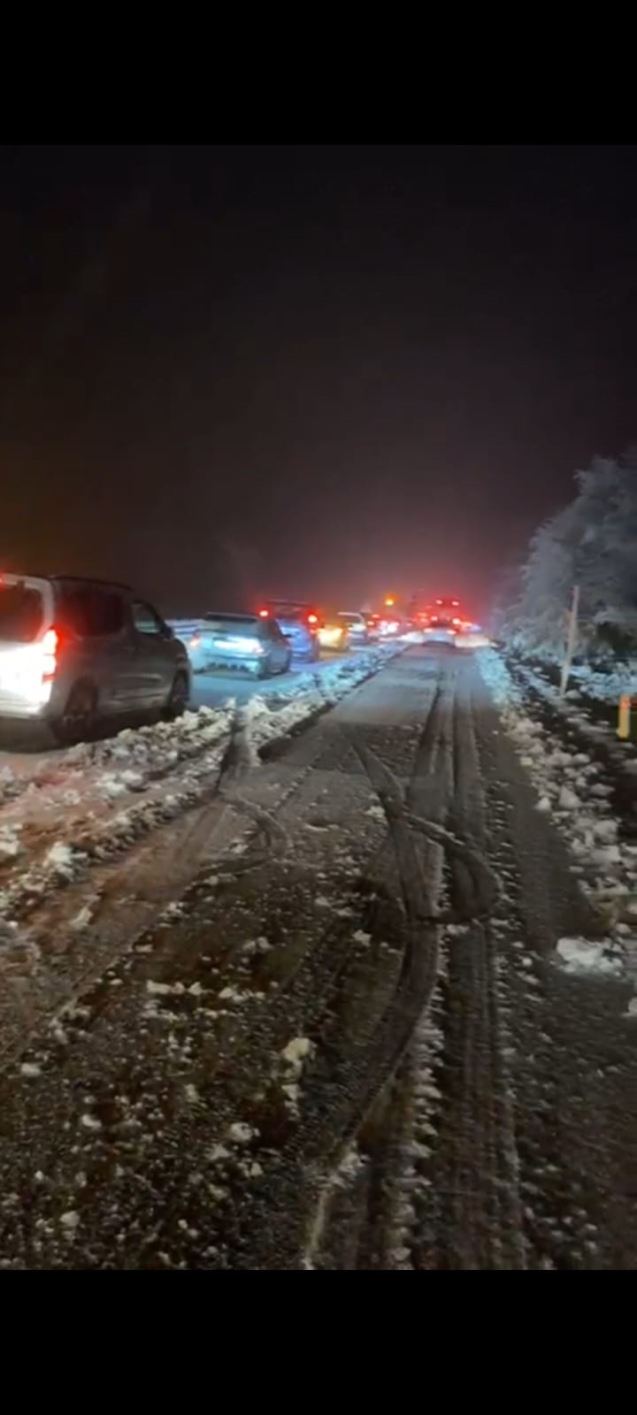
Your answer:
617;694;632;740
559;584;580;700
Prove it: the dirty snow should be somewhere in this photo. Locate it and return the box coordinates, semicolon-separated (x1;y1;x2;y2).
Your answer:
556;936;623;977
0;645;401;934
479;648;637;988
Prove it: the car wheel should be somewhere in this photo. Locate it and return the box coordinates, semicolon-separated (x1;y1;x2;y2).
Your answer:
54;681;98;746
256;654;273;679
164;671;189;720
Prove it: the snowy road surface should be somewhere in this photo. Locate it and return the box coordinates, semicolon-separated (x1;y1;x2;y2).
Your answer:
0;646;635;1269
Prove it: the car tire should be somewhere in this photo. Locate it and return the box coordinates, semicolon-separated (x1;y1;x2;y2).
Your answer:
164;671;189;720
256;654;273;679
53;681;98;746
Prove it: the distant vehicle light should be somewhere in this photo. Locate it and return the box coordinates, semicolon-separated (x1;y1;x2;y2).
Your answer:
189;634;201;647
452;617;461;625
318;624;345;647
258;608;269;618
307;613;318;625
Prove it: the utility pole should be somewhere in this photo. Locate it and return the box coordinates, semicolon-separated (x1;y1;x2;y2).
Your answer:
559;584;580;700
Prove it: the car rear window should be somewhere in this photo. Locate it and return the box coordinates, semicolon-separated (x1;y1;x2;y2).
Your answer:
269;605;307;623
203;615;259;636
0;582;45;642
60;586;126;637
339;613;361;624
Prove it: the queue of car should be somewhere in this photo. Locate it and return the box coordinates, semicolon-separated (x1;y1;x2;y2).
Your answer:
0;572;488;745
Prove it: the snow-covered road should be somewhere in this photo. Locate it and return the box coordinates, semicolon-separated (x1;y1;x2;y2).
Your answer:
0;646;635;1269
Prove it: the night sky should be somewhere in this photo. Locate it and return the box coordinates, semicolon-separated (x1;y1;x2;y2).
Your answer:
1;144;636;618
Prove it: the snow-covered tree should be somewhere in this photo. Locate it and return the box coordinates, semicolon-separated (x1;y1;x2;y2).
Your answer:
497;448;637;663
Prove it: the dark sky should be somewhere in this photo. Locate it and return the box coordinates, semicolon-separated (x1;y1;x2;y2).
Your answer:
1;144;636;617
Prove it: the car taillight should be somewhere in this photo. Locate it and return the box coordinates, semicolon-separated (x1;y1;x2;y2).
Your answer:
308;613;318;625
258;608;269;618
41;627;59;682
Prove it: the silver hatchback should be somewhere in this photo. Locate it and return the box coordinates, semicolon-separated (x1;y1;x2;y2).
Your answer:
0;573;191;742
190;612;292;677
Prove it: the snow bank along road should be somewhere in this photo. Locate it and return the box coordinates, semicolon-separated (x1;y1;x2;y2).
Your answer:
0;646;635;1269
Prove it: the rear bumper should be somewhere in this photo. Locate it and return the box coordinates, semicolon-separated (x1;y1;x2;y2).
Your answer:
199;655;263;673
0;683;57;720
0;699;48;720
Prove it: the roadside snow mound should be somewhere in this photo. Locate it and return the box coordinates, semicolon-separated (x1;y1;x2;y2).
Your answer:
557;936;623;977
479;648;637;983
505;656;637;773
242;647;400;751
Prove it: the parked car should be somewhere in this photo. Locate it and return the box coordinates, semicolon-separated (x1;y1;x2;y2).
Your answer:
258;601;320;661
0;572;190;742
337;611;368;644
190;612;292;677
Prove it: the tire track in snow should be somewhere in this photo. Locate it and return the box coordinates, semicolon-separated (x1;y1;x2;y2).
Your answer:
305;666;458;1266
408;661;526;1270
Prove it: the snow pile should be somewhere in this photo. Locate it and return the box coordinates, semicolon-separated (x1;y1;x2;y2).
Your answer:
556;936;623;977
0;646;401;932
569;662;637;706
278;1034;315;1117
0;705;235;927
479;648;637;980
241;645;402;751
511;655;629;739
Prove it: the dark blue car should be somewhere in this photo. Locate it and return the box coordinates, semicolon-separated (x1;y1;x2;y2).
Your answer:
258;601;320;662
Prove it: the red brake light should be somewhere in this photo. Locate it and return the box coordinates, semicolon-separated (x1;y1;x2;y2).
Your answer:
307;613;318;625
452;617;461;625
41;627;59;682
258;608;269;618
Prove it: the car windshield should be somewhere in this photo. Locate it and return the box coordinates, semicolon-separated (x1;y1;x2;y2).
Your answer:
0;582;44;642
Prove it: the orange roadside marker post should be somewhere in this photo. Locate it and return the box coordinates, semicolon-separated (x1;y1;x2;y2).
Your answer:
617;694;633;740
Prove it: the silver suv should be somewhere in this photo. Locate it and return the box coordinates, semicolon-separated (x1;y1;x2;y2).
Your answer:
0;573;190;742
